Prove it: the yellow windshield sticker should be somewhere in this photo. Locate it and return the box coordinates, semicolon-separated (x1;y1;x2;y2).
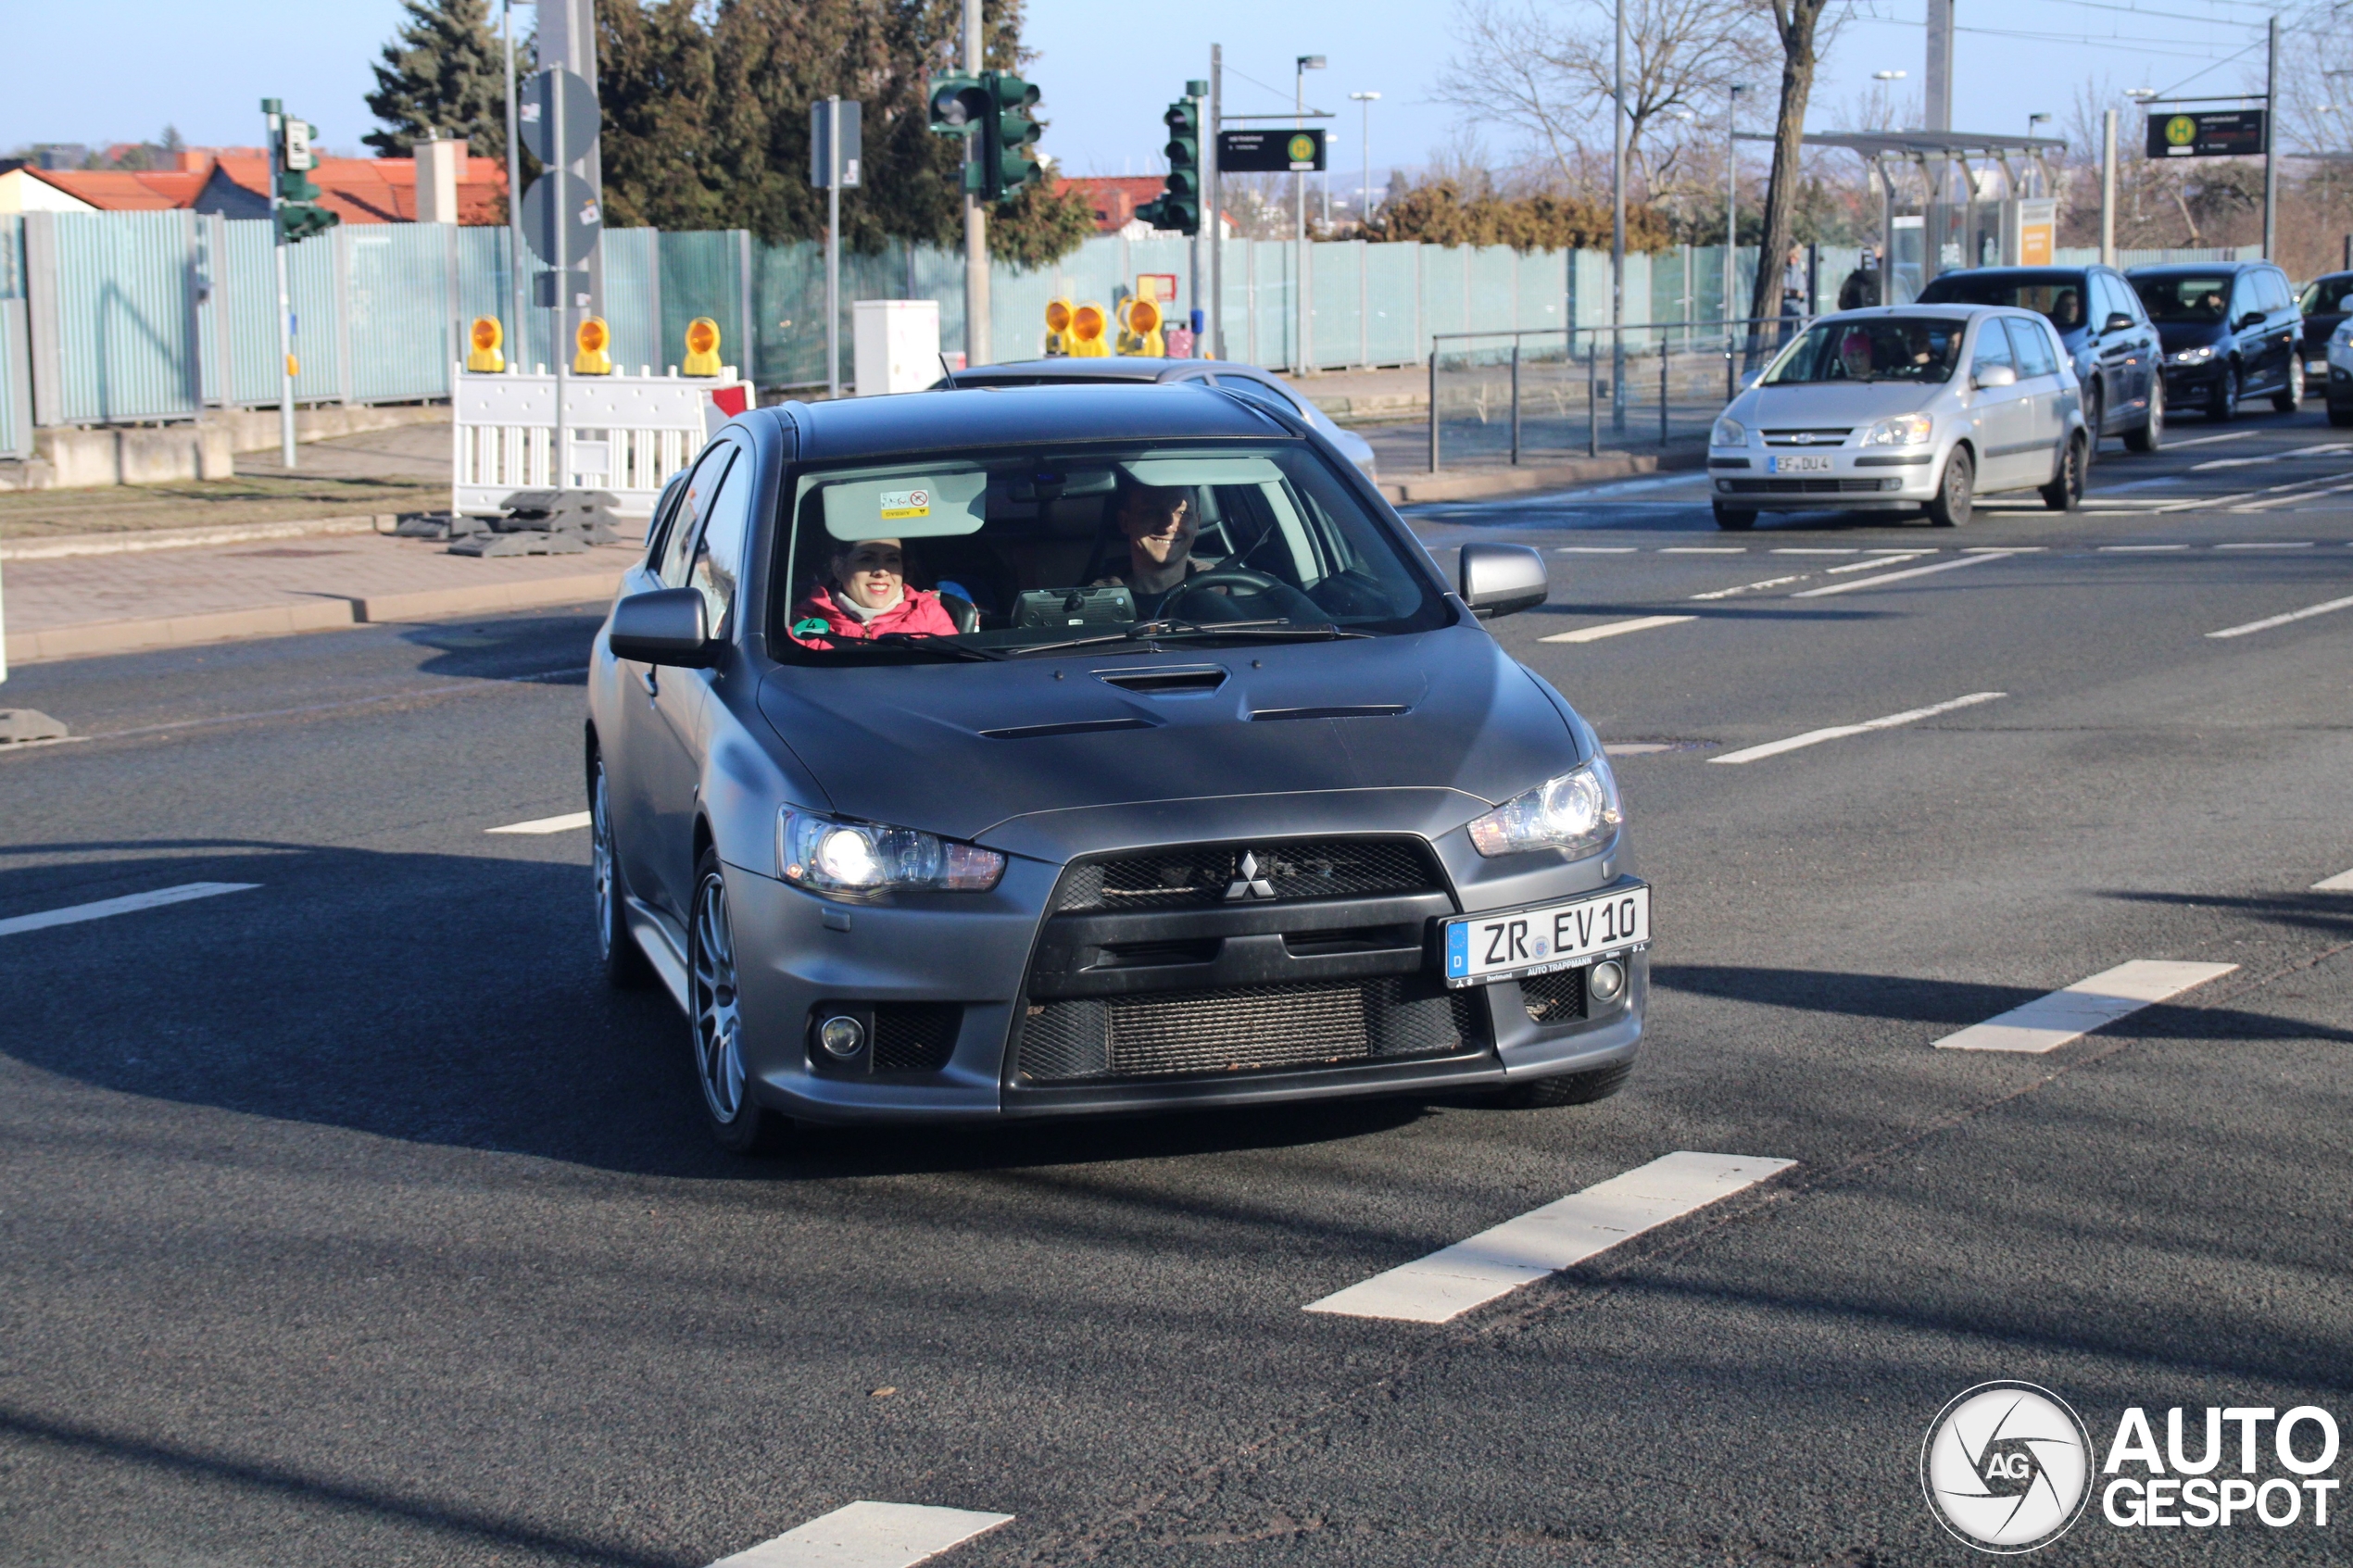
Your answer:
878;487;931;521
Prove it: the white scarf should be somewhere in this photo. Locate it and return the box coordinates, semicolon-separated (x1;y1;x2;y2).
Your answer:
833;581;905;623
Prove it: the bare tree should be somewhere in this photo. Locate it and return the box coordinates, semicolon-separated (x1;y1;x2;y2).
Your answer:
1435;0;1774;195
1746;0;1834;326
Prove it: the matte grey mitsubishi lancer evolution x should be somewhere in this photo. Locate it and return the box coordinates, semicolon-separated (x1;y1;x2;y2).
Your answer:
586;381;1650;1152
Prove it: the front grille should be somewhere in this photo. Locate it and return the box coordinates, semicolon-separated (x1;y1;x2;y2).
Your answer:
1518;967;1586;1025
873;1004;960;1073
1052;838;1440;912
1762;427;1853;445
1720;477;1894;495
1016;976;1478;1083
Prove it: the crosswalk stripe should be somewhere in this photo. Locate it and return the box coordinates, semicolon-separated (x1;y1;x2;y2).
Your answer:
1540;614;1696;644
1304;1152;1796;1323
1932;960;2237;1053
1708;691;2005;764
486;811;593;834
0;882;259;939
708;1502;1013;1568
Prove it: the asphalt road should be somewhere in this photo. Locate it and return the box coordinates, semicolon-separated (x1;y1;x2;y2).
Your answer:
2;406;2348;1567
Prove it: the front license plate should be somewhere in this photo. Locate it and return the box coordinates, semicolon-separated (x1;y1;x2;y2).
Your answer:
1768;454;1832;473
1442;884;1651;988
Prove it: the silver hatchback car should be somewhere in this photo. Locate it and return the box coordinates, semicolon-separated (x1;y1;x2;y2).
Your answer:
1707;306;2088;530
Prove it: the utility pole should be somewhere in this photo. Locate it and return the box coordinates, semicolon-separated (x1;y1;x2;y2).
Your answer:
1611;0;1626;432
1351;92;1379;232
264;100;296;470
551;68;569;490
2100;107;2118;267
963;0;989;367
1296;55;1325;375
1725;84;1748;325
1925;0;1954;132
2262;15;2278;260
502;0;523;370
1209;45;1224;359
826;95;842;397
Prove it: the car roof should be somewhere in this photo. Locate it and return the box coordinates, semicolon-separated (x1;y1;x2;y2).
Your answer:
2124;261;2268;276
952;358;1268;385
1812;304;2031;321
1921;265;2099;279
764;380;1294;462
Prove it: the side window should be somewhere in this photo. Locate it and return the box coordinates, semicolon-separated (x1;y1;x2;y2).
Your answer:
2267;270;2295;313
659;444;734;588
2094;274;2133;327
688;446;758;633
1971;320;2015;376
641;474;688;568
2005;318;2058;379
1216;374;1307;418
2230;274;2262;322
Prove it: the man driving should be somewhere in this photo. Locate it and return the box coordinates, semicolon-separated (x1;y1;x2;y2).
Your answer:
1096;480;1218;618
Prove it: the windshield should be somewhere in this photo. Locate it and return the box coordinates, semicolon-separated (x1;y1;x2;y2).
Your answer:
768;441;1448;662
1762;316;1966;385
1918;272;2091;331
2302;277;2353;315
2134;276;2231;324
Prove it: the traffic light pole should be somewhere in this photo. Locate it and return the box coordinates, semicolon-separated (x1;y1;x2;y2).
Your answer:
963;0;990;368
503;0;525;372
1208;46;1223;360
552;69;569;491
265;102;296;470
2261;15;2277;260
1188;84;1204;358
826;95;842;399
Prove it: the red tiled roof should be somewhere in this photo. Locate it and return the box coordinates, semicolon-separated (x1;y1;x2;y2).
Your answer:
20;168;210;211
208;154;510;225
1056;175;1174;233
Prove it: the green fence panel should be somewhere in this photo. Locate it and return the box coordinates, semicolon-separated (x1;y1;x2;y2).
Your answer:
39;210;201;423
1365;243;1418;365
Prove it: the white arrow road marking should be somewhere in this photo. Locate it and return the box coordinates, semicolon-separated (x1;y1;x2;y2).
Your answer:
2207;594;2353;639
486;811;594;834
708;1502;1013;1568
1793;550;2018;597
1932;960;2237;1053
1709;691;2006;765
1304;1153;1796;1323
1540;614;1697;644
0;882;259;938
2313;868;2353;892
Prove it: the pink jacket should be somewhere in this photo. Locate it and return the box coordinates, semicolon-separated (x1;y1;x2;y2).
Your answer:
788;583;961;647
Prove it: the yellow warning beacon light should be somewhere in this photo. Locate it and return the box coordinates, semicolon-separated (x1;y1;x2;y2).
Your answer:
466;316;505;373
573;316;613;375
1068;301;1111;358
1043;297;1074;356
1116;294;1164;358
683;317;723;376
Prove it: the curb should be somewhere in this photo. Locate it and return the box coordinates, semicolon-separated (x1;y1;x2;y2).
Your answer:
354;571;627;624
1;514;394;561
1379;450;1704;505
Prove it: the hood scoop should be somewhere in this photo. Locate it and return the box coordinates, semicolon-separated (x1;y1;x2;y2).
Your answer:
1096;664;1228;696
1252;704;1410;721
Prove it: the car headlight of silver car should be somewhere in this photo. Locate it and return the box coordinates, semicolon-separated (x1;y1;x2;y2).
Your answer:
778;809;1006;894
2172;345;2215;364
1856;413;1933;446
1466;757;1623;859
1710;415;1747;447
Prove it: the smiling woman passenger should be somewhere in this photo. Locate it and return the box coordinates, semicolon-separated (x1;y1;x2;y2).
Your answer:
789;536;959;646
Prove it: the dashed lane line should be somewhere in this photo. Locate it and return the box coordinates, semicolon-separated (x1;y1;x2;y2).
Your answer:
1932;960;2238;1053
1303;1152;1797;1323
1708;691;2007;765
2213;541;2316;549
1554;546;1639;553
2099;544;2189;551
707;1502;1013;1568
1793;550;2018;597
2315;868;2353;891
1823;553;1928;574
1659;546;1748;553
1771;547;1862;555
0;882;259;939
2207;593;2353;639
486;811;593;834
1539;614;1698;644
1689;574;1809;600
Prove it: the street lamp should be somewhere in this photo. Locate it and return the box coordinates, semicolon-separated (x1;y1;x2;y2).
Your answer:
1725;82;1752;327
1295;55;1325;375
1350;91;1380;234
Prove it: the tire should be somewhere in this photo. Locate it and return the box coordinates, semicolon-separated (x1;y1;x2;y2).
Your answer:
591;756;657;991
2272;356;2303;413
2082;383;2103;468
2123;377;2165;453
1712;503;1756;531
2208;364;2238;421
1926;445;1974;528
688;847;791;1156
2039;434;2085;512
1486;1060;1634;1109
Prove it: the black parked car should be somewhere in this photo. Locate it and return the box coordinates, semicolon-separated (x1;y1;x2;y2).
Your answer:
2296;270;2353;376
2126;261;2303;421
1916;264;2164;453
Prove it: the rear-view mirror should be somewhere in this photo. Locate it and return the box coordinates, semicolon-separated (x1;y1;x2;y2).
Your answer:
608;586;719;667
1458;542;1549;621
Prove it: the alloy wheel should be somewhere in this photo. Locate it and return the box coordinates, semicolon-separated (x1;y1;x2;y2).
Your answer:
592;765;618;962
691;871;747;1123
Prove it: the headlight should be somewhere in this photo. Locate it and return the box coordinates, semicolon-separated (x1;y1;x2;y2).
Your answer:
777;809;1005;894
1710;416;1747;447
1466;758;1623;859
2172;345;2214;364
1857;413;1933;446
2331;322;2352;346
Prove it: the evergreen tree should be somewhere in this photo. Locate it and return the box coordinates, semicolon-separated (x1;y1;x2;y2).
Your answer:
597;0;724;232
364;0;513;160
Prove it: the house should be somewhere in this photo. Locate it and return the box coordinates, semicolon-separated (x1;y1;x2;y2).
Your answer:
1053;174;1236;242
0;147;508;223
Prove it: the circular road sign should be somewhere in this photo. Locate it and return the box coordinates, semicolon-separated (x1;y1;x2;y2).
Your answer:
519;169;602;266
2164;115;2198;148
520;68;599;164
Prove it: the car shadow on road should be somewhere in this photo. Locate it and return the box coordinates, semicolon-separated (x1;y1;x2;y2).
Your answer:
0;839;1431;1183
398;609;605;686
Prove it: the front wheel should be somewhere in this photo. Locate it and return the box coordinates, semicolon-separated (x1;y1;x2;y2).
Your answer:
2082;383;2103;468
689;847;791;1156
2123;378;2165;453
2273;356;2304;413
2209;365;2239;421
592;757;656;991
1926;446;1974;528
2040;435;2086;512
1711;503;1756;531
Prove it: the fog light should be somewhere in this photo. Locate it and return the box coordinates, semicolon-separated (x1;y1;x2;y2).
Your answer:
1589;959;1627;1003
817;1014;865;1060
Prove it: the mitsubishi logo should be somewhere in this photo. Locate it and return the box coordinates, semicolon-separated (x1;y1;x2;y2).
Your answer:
1225;851;1277;901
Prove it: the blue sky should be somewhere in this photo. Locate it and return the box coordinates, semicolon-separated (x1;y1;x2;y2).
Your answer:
1;1;2271;176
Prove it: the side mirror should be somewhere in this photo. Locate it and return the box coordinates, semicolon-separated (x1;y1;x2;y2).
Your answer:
1459;542;1549;621
1971;362;2018;390
2103;311;2134;335
609;586;719;667
1737;367;1764;391
2236;311;2265;331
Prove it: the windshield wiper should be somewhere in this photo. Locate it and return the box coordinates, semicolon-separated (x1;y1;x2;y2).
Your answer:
1007;618;1368;657
863;633;1008;662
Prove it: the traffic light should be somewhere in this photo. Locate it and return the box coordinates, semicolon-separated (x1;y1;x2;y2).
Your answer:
466;316;505;373
266;103;340;244
984;72;1044;202
682;317;723;376
1135;97;1201;234
927;74;989;137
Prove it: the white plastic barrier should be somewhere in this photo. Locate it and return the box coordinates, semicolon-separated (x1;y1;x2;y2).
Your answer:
450;366;750;518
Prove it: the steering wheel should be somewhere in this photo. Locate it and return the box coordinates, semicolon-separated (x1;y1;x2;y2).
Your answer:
1179;566;1287;595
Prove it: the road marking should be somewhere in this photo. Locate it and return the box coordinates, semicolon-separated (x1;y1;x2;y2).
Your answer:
486;811;593;834
2207;593;2353;639
708;1502;1014;1568
1689;574;1808;600
1555;546;1639;553
2099;544;2189;551
1932;960;2237;1053
2314;868;2353;891
1824;553;1931;574
1660;546;1748;553
2195;443;2353;469
1709;691;2006;765
1793;551;2017;597
1540;614;1697;644
2162;430;2260;447
0;882;259;939
1771;546;1862;555
1303;1152;1796;1323
2214;540;2315;549
1604;742;1678;755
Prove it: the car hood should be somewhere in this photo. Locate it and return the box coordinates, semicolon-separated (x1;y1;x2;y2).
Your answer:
755;624;1580;850
2155;320;2227;353
1742;381;1944;427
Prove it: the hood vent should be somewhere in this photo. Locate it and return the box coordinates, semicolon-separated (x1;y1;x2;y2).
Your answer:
1096;665;1228;696
980;717;1155;741
1251;704;1409;721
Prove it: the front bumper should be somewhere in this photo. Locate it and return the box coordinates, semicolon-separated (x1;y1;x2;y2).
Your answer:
720;821;1645;1123
1708;447;1940;512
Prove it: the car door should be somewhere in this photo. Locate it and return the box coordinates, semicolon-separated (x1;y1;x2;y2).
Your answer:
2264;269;2301;387
611;440;734;916
2091;273;2145;426
2004;317;2067;477
2229;273;2274;392
1966;319;2032;489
